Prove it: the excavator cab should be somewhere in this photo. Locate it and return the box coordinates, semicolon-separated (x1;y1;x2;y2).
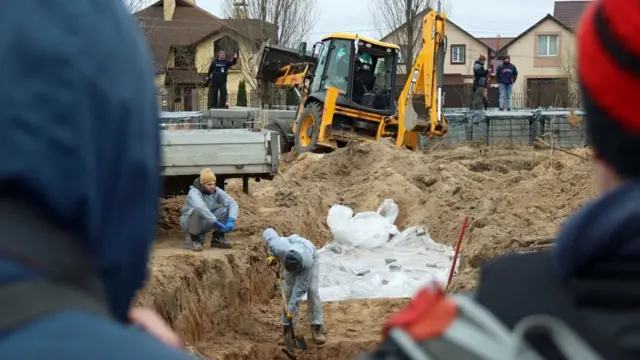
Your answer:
309;35;399;115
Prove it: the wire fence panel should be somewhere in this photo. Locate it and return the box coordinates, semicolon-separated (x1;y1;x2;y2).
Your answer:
423;109;586;149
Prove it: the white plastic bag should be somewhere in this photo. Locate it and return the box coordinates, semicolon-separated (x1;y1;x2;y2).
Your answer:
317;199;459;302
326;199;399;249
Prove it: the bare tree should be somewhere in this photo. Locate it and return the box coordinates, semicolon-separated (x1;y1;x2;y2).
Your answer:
123;0;156;34
561;46;582;108
222;0;319;48
370;0;450;69
219;1;318;106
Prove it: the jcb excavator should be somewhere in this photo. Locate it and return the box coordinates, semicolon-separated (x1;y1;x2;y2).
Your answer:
254;5;448;153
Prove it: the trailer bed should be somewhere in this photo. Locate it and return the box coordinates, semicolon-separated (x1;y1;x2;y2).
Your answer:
161;128;280;178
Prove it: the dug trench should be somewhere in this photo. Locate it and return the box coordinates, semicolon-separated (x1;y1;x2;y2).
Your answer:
140;140;596;359
137;234;405;359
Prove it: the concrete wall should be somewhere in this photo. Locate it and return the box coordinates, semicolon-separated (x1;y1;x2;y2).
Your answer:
500;18;576;94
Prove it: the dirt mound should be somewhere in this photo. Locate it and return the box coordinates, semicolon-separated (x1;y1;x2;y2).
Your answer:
158;197;183;234
234;141;594;290
158;141;594;289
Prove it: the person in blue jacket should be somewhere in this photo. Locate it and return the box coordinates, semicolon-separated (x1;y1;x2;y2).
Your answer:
263;228;326;346
0;1;195;359
495;55;517;111
207;50;238;109
179;168;239;250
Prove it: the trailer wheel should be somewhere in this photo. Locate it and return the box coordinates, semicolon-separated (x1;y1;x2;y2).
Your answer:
264;123;290;153
295;102;322;153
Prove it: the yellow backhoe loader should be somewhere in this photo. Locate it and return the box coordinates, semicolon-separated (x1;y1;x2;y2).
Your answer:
254;5;448;153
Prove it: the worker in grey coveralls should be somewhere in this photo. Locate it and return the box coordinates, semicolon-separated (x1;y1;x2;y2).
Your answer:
263;228;326;346
179;168;239;251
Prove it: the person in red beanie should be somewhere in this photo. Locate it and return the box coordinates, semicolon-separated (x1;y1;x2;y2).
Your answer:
354;0;640;359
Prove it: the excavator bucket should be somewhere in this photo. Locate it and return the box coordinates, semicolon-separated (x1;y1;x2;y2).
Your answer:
253;42;317;83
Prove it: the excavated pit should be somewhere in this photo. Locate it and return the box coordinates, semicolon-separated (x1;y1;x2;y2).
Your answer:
137;236;405;359
145;141;596;358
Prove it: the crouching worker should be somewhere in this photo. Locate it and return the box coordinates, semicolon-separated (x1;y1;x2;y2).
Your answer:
263;228;326;346
179;168;238;251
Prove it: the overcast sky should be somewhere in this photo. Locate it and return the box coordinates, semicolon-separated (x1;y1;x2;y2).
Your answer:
196;0;557;42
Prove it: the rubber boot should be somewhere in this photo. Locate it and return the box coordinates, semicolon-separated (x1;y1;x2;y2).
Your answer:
211;231;232;249
191;234;203;252
278;325;291;345
311;325;326;345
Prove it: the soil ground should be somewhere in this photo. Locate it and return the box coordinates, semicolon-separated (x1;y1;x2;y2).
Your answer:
140;140;595;359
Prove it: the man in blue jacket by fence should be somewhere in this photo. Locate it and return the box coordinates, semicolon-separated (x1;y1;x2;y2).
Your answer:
0;1;195;359
495;55;517;111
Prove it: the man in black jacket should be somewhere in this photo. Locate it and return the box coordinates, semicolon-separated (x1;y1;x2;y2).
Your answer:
207;50;238;109
355;1;640;358
472;55;488;110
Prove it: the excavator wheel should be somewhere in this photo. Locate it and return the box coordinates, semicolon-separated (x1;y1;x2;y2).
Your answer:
294;102;323;154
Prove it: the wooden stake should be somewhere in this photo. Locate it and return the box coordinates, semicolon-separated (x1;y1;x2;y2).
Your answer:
534;137;589;161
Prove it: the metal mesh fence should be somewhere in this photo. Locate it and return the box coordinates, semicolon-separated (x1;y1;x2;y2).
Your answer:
157;104;587;150
156;88;296;112
423;109;586;149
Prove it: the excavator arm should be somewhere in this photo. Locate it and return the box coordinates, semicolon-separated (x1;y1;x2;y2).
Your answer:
253;42;317;103
273;63;312;102
396;8;448;149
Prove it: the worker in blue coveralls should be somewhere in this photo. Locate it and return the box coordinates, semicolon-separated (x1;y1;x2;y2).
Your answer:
207;50;238;109
0;0;195;358
180;168;239;251
263;228;326;346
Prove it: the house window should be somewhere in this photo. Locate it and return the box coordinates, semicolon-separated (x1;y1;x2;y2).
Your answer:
537;35;558;57
450;45;465;64
174;46;196;68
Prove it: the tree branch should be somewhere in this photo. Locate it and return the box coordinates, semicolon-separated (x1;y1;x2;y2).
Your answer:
369;0;449;67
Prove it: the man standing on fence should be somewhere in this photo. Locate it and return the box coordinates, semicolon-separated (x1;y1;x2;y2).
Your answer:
472;54;489;110
495;55;517;111
207;50;238;109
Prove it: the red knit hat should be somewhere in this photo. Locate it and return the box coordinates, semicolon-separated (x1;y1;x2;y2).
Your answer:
579;0;640;177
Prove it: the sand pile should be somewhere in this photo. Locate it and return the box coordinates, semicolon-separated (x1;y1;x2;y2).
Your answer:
157;141;595;290
229;141;595;290
158;197;183;233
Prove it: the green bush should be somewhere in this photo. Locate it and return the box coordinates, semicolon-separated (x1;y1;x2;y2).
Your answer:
237;80;248;106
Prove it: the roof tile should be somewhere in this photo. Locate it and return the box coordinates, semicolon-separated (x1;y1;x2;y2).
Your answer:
553;1;591;31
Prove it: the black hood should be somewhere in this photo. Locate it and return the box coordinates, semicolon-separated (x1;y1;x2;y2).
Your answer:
192;177;210;194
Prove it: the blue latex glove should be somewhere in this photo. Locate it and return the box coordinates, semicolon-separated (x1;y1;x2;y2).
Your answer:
224;218;235;232
215;221;225;231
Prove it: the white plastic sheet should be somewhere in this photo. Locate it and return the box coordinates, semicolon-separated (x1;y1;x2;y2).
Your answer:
316;199;459;302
